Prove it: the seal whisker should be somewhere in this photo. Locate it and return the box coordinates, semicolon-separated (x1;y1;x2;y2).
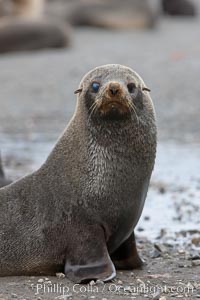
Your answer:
88;101;100;120
127;100;139;125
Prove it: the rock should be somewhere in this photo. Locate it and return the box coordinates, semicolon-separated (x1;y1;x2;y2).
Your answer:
152;291;162;300
96;280;104;285
56;272;65;279
187;251;200;260
192;260;200;266
191;237;200;245
151;249;162;258
154;243;168;253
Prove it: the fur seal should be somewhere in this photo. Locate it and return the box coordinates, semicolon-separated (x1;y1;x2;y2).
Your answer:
0;0;70;53
46;0;159;29
0;64;157;283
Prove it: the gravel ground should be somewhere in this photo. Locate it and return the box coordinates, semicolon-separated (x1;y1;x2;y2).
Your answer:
0;15;200;300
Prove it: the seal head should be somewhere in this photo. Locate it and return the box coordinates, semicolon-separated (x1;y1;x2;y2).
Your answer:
75;64;153;124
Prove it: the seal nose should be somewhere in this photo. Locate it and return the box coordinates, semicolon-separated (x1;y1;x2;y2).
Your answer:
108;82;120;96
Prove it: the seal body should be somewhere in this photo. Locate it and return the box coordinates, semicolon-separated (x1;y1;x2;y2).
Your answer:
0;64;157;282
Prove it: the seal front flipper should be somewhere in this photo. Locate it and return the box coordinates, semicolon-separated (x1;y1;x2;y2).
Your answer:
64;227;116;283
111;232;143;270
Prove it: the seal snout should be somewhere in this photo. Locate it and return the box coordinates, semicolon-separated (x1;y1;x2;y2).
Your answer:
97;81;130;118
108;82;121;97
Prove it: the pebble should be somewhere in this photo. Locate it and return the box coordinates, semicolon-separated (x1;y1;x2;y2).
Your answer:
89;280;96;286
154;243;168;253
192;260;200;266
159;186;166;194
178;249;185;254
37;278;44;283
191;237;200;245
152;291;161;300
56;272;65;279
136;279;145;285
151;249;161;258
96;280;104;285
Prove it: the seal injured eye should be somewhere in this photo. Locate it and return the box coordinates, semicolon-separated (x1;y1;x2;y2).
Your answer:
92;82;100;93
127;83;136;94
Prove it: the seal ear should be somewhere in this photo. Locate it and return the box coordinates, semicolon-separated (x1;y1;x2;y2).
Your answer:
142;87;151;92
74;88;83;94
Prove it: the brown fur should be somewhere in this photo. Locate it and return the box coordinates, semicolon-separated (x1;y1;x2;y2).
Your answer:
0;64;157;282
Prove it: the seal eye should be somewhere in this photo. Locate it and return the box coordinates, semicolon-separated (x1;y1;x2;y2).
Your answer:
92;82;100;93
127;83;136;94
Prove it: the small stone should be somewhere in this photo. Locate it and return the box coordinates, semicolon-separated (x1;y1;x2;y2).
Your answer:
154;243;168;253
159;297;166;300
159;186;166;194
178;249;185;254
187;251;200;260
37;278;44;283
136;278;145;285
178;263;187;268
118;280;123;284
45;281;52;285
124;286;132;293
55;295;72;300
152;291;161;300
89;280;96;286
192;260;200;266
191;237;200;245
137;227;144;232
151;249;161;258
56;272;65;279
96;280;104;285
